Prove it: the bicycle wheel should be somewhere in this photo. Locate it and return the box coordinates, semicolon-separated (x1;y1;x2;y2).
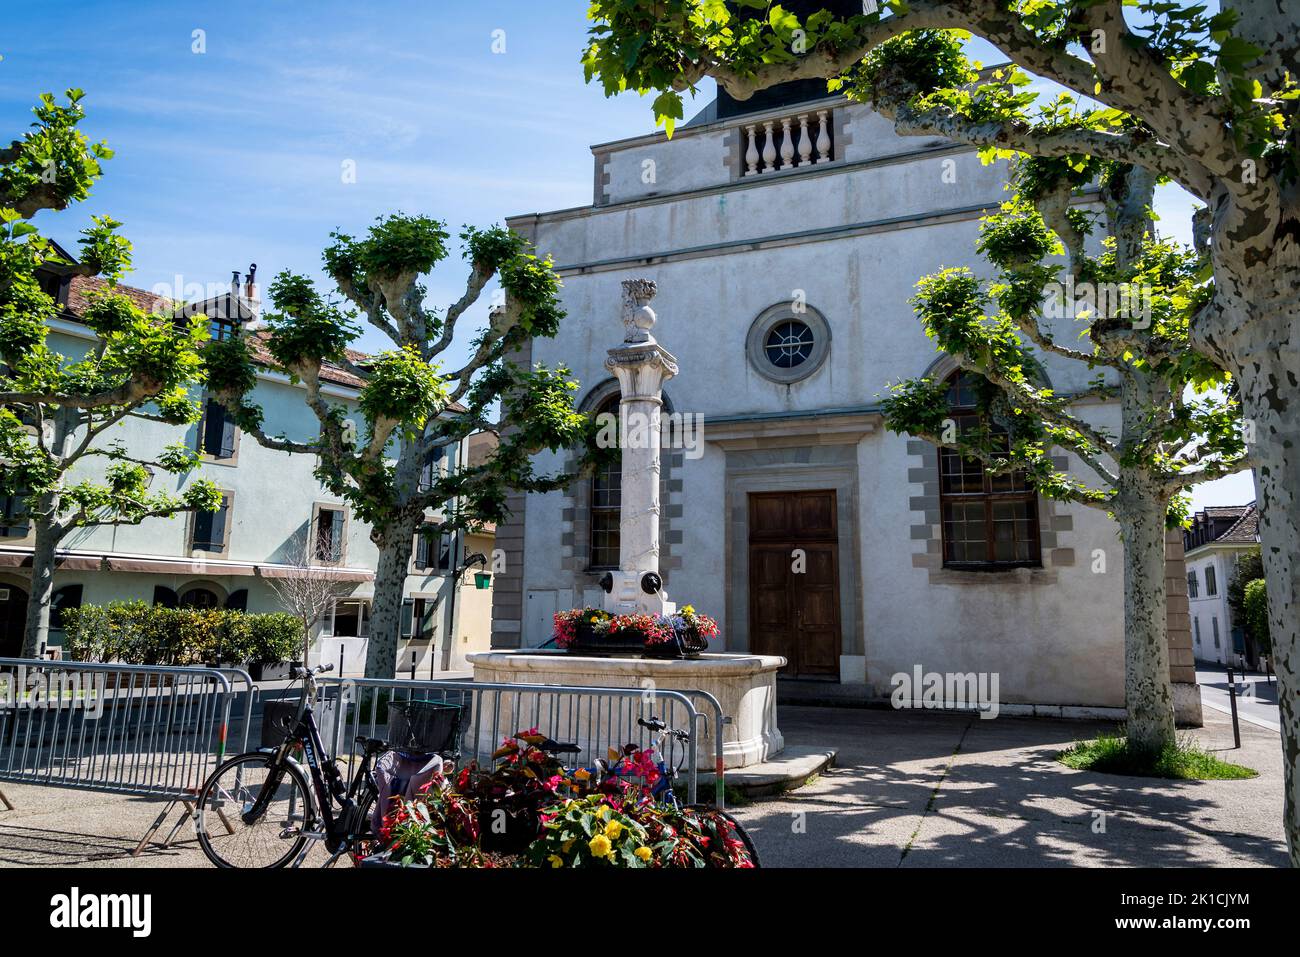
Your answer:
684;805;762;868
347;788;382;866
196;751;313;869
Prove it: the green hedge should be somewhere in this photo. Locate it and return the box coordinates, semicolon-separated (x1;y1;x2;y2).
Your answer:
60;601;303;666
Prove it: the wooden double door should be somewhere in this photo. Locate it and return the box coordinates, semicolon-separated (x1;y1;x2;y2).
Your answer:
748;490;841;677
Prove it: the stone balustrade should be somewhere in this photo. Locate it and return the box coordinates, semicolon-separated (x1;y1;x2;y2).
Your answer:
741;108;834;176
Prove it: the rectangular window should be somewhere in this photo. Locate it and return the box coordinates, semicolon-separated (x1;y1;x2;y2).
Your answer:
413;525;454;573
0;494;30;538
1187;570;1199;599
938;407;1040;569
199;398;238;460
1205;565;1218;596
191;493;231;553
315;507;345;563
419;445;449;492
1212;616;1221;648
401;596;437;641
589;458;621;570
329;599;369;638
210;317;238;341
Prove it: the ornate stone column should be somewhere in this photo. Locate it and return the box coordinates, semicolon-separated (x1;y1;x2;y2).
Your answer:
603;279;678;615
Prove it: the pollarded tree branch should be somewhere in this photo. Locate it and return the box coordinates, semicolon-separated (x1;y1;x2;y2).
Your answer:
887;97;1216;200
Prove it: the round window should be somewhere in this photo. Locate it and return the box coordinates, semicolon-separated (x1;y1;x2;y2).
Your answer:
746;303;831;383
764;320;816;368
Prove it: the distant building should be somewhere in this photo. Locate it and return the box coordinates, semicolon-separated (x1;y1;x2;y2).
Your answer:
0;266;487;674
1183;503;1260;666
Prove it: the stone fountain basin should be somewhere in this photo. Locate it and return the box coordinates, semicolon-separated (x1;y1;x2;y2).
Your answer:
467;650;786;770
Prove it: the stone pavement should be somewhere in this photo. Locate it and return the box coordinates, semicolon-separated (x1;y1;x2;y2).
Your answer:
728;704;1288;867
0;704;1287;868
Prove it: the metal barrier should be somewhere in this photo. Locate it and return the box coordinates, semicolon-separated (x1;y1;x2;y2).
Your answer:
0;657;255;854
316;677;730;807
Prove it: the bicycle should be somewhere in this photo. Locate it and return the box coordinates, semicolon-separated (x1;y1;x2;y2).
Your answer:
195;663;393;869
600;715;762;866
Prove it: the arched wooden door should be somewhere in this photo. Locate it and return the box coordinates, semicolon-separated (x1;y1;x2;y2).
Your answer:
0;582;29;658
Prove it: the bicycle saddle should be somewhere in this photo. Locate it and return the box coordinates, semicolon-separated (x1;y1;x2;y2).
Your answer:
355;736;389;755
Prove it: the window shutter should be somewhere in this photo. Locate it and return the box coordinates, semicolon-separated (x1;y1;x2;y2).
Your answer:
400;599;414;638
192;509;212;550
153;586;179;608
414;528;430;570
438;532;454;573
210;498;229;548
50;584;84;629
220;406;238;458
224;589;248;612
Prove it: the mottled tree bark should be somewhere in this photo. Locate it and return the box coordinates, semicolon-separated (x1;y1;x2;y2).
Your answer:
1115;485;1177;753
19;494;60;659
364;528;419;679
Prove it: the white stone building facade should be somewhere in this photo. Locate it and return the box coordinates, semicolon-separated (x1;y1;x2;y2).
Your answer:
489;88;1198;715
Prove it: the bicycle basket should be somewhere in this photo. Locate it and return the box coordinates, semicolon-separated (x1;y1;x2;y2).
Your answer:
260;699;302;749
386;700;462;755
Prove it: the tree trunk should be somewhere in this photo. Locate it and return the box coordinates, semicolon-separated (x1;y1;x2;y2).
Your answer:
20;498;61;659
1236;353;1300;866
364;532;415;679
1117;492;1177;754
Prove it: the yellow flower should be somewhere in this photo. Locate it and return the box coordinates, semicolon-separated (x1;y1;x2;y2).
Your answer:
589;834;613;858
596;805;610;819
634;846;652;862
548;854;564;868
574;768;591;781
681;604;695;616
604;819;625;839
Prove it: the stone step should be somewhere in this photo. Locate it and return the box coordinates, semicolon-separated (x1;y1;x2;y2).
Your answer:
699;746;837;799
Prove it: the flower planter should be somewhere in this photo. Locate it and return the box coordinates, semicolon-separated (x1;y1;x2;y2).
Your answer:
641;632;709;660
249;661;292;681
564;627;646;657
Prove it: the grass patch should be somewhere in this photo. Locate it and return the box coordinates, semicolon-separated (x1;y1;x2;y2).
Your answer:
1058;733;1257;780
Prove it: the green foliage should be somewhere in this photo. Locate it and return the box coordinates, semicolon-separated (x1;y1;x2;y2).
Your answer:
60;602;304;665
264;271;359;370
1059;732;1256;779
359;346;447;433
846;30;976;105
0;89;113;215
0;90;217;560
1243;578;1271;654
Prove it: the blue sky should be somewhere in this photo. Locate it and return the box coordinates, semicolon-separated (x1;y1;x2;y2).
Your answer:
0;1;1252;510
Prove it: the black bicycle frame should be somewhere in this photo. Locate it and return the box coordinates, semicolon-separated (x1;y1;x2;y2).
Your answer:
243;696;376;854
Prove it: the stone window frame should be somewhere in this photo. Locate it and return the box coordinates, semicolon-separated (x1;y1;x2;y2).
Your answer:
310;501;349;566
195;393;242;467
745;301;832;385
188;489;234;559
907;355;1072;585
561;378;683;583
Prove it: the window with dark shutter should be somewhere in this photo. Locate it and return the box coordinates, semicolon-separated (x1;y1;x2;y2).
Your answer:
200;399;238;459
50;584;84;630
315;508;343;563
0;494;30;538
437;531;454;572
419;444;449;491
1206;565;1218;596
192;495;230;552
938;371;1041;569
414;525;433;570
